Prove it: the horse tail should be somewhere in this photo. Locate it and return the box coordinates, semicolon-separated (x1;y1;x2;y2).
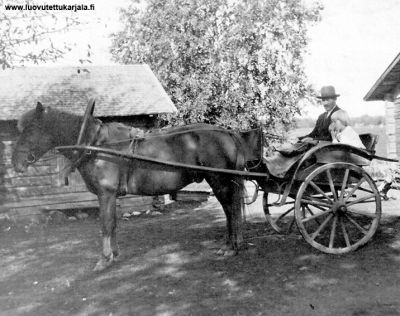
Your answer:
228;131;249;224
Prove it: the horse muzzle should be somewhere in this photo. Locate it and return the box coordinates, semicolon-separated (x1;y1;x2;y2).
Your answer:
13;161;28;173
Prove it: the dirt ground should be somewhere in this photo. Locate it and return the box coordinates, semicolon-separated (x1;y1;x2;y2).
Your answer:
1;191;400;316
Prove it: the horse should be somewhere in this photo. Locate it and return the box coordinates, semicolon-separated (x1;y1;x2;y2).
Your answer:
12;102;248;271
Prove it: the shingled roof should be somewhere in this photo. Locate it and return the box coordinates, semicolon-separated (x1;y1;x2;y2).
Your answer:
364;52;400;101
0;64;177;120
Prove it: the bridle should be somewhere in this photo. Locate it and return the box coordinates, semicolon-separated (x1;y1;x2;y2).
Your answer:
14;147;37;164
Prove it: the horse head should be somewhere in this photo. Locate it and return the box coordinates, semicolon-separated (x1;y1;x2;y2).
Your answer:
12;102;56;172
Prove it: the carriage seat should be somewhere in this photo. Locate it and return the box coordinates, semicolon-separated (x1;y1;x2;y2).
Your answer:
359;133;379;153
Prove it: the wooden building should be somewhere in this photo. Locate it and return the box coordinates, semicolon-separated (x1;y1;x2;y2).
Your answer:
364;52;400;159
0;64;177;219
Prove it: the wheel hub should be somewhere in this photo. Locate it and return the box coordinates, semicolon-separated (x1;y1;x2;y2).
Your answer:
333;202;347;215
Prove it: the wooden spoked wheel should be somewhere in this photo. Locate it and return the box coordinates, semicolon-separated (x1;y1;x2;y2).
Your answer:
295;163;381;254
263;193;297;234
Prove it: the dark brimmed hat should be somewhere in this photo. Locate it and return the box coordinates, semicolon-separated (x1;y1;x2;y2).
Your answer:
317;86;340;99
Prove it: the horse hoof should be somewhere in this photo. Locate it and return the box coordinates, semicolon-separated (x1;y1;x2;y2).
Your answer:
117;188;127;196
223;249;236;257
113;254;120;262
113;248;120;259
215;246;237;257
93;257;114;272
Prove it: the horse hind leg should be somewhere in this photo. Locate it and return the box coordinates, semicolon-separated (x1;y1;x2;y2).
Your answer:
206;175;244;254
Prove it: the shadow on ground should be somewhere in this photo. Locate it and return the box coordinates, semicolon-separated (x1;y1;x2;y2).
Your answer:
1;199;400;315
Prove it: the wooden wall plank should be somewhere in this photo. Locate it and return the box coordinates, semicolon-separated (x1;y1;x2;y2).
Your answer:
386;100;398;159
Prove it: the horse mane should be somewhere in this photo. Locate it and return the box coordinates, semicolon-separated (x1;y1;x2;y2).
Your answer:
17;109;36;132
17;107;83;142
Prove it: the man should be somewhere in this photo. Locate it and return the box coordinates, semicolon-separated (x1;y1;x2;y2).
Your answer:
300;85;341;142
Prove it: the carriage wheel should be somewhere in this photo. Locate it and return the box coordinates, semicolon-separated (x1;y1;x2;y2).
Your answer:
264;193;297;234
295;162;381;254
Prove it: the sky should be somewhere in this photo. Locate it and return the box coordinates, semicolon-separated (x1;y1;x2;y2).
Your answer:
303;0;400;118
15;0;400;118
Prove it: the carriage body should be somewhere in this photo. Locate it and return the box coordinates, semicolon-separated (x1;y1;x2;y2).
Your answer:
260;137;387;254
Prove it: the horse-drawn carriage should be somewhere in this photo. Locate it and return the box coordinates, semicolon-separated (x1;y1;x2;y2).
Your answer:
12;100;397;270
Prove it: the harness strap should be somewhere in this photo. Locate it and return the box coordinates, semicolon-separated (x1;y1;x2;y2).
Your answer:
64;120;103;183
127;127;145;154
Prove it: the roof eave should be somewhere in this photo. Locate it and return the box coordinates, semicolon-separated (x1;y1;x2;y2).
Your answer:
364;52;400;102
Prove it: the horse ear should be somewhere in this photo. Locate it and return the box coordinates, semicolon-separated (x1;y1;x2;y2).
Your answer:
36;102;44;113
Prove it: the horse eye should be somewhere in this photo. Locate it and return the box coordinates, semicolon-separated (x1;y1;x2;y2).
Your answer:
27;153;35;162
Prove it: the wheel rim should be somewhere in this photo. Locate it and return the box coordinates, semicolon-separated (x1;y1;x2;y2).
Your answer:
295;163;381;254
263;192;297;234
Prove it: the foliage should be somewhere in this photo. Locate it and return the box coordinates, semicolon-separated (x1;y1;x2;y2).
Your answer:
111;0;322;132
0;0;81;69
352;115;385;126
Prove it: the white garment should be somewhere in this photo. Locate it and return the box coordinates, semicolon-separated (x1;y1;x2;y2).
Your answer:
332;126;365;149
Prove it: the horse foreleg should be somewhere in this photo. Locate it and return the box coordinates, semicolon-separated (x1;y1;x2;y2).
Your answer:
94;192;118;271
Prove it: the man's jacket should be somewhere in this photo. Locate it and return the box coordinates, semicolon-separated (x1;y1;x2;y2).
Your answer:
299;106;340;141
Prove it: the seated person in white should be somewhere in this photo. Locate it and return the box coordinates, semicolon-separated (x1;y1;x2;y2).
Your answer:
329;110;365;149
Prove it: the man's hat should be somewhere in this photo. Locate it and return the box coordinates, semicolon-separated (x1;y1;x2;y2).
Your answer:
317;86;340;99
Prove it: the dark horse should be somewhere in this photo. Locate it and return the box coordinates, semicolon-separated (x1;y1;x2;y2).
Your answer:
12;102;247;271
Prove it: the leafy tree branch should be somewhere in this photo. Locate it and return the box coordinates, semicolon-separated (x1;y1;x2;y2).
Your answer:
0;0;82;69
112;0;322;134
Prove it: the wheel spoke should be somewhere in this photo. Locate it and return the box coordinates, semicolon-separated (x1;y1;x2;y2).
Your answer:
300;198;332;208
346;193;376;207
357;186;374;194
307;203;330;213
311;214;334;240
349;199;378;205
287;216;296;233
306;205;321;225
329;215;338;248
340;216;351;247
346;208;377;219
344;213;368;235
326;169;338;201
276;206;295;221
339;168;350;200
309;181;333;203
302;208;332;223
305;205;315;215
344;177;366;203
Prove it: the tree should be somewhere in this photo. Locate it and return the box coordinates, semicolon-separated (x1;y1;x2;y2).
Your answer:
111;0;322;133
0;0;82;69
